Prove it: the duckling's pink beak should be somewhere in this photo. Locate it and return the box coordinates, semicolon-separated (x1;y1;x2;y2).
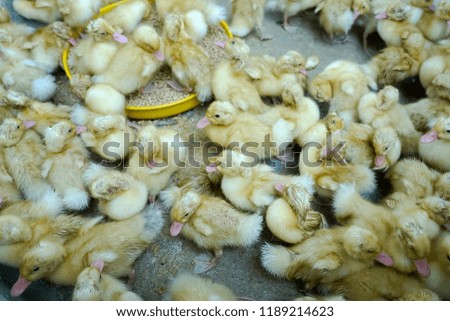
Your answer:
23;120;36;129
375;252;393;267
206;164;217;173
154;50;165;62
415;258;431;277
374;155;386;168
196;117;211;129
113;32;128;43
10;276;31;297
170;221;184;237
420;131;438;143
353;10;360;21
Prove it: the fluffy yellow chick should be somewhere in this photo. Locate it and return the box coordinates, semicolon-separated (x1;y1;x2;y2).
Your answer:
300;112;345;148
71;105;136;161
84;84;126;115
416;1;450;42
210;149;315;211
83;163;148;221
266;183;327;244
56;0;104;28
92;24;165;95
308;60;376;124
333;184;440;276
324;266;440;301
126;124;187;202
41;121;90;211
160;186;263;273
73;265;143;301
261;225;382;289
405;97;450;132
11;204;163;297
162;13;213;102
266;0;324;32
100;0;151;34
212;37;268;114
0;117;57;201
12;0;62;23
421;231;450;300
371;127;402;171
167;273;237;300
419;54;450;101
197;100;295;160
230;0;272;40
155;0;227;26
419;116;450;172
316;0;370;44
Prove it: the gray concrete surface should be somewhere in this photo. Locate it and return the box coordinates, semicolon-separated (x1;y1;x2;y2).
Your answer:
0;0;422;301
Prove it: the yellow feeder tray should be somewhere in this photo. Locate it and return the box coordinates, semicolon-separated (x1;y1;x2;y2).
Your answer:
61;0;233;120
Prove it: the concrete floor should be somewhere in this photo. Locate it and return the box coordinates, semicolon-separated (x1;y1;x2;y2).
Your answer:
0;0;424;301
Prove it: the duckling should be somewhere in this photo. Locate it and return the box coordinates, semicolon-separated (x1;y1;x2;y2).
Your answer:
333;184;439;276
167;273;237;300
261;225;382;289
229;0;272;40
416;1;450;42
315;0;371;44
68;19;122;76
266;0;323;32
73;266;143;301
84;84;126;115
386;159;442;199
12;0;62;24
100;0;152;34
211;37;268;114
0;117;57;201
126;124;187;202
308;60;376;124
155;0;227;26
266;183;327;244
300;112;345;148
197;101;295;160
23;21;73;73
92;24;164;95
160;186;263;273
419;54;450;101
299;146;376;199
71;105;136;161
56;0;104;28
371;127;402;171
421;231;450;300
323;266;440;301
41;121;90;211
405;96;450;132
3;90;71;136
419;116;450;172
0;8;35;46
246;51;320;99
11;204;163;297
339;123;375;167
83;163;148;221
210;149;315;211
162;13;212;102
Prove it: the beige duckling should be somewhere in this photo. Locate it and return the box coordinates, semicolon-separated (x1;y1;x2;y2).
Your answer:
83;163;148;221
12;0;62;24
167;273;237;301
261;225;382;289
73;265;143;301
160;185;263;273
419;116;450;172
126;124;187;202
11;204;163;297
41;120;90;211
229;0;271;40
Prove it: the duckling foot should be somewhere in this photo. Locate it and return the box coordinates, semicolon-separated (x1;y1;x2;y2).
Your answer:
255;28;273;41
148;195;156;203
139;82;155;94
193;249;223;274
166;80;192;93
282;15;298;33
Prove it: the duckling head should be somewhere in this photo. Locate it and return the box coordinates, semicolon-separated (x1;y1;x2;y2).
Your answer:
377;86;399;110
0;118;27;147
72;266;102;301
204;101;238;126
308;77;332;102
134;24;162;54
372;127;400;171
169;191;201;236
44;120;77;153
224;37;250;60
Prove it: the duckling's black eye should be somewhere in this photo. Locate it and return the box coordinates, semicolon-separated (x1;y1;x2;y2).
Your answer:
184;213;189;217
367;250;375;254
447;254;450;261
214;114;220;118
16;125;20;129
68;128;72;133
33;266;40;272
446;130;450;133
331;120;336;124
384;146;388;151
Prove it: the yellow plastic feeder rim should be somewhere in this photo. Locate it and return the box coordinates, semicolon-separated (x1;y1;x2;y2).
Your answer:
61;0;233;120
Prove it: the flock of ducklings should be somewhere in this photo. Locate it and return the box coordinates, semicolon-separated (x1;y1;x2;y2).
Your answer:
0;0;449;301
